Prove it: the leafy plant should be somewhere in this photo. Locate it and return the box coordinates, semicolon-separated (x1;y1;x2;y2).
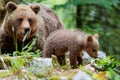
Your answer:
10;58;25;75
107;68;120;80
92;56;120;72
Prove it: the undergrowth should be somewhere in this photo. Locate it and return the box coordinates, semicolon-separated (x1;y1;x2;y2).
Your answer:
0;32;120;79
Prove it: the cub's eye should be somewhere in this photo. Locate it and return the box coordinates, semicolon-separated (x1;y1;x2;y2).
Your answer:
17;18;23;23
93;49;97;52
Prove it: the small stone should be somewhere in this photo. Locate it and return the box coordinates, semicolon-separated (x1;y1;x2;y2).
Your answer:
60;77;68;80
73;71;92;80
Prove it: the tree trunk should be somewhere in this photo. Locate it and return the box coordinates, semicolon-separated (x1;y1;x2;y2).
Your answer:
76;4;82;29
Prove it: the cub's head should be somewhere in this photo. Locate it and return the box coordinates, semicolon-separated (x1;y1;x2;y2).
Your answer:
4;2;40;41
84;34;99;58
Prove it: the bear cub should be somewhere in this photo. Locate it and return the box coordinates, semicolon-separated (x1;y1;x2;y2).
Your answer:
43;30;99;68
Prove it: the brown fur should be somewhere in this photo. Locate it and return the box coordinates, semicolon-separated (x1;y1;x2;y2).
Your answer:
0;0;22;25
0;2;63;54
43;30;99;68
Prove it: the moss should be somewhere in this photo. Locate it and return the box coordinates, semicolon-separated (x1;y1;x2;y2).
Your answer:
0;56;33;69
0;0;4;11
49;76;60;80
68;76;73;80
17;72;37;80
26;72;37;80
0;57;12;69
42;66;78;79
0;70;13;78
35;73;45;78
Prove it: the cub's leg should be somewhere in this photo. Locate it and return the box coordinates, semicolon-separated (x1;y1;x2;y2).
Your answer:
69;51;77;69
57;54;66;66
77;53;83;66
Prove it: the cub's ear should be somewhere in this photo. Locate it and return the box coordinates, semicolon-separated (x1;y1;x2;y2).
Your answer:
30;4;40;14
5;2;17;12
87;35;93;42
93;33;99;39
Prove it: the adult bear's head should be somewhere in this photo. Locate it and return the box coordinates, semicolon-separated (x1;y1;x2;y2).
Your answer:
3;2;40;41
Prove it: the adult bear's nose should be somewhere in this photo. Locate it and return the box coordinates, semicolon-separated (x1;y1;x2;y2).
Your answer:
24;27;30;35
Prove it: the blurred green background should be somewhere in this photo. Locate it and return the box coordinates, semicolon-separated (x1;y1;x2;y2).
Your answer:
3;0;120;60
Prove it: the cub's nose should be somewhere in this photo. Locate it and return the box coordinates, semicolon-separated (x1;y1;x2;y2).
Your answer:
24;27;30;34
94;56;98;58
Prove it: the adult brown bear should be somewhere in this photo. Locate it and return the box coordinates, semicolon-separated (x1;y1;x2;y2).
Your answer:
0;2;64;54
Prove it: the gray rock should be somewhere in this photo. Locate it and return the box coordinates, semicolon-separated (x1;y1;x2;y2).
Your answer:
32;58;52;68
60;77;68;80
73;71;93;80
83;51;106;60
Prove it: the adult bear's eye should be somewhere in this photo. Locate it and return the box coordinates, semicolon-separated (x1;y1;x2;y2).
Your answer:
28;18;33;24
17;18;23;23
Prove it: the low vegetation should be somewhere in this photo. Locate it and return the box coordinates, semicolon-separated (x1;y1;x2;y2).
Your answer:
0;51;120;80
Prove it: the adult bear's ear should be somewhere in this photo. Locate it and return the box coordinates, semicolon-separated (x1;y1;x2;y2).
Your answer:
5;2;17;12
30;4;40;14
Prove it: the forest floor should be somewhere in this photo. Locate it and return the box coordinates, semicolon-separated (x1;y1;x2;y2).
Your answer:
0;53;120;80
